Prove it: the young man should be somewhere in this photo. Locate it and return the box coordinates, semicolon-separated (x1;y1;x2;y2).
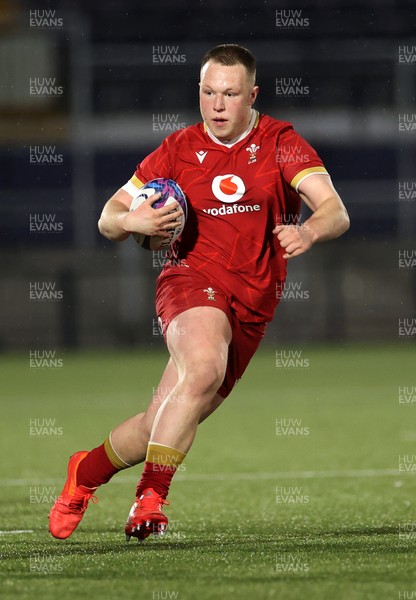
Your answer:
49;44;349;542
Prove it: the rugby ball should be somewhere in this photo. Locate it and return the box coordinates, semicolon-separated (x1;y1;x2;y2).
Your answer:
130;178;187;250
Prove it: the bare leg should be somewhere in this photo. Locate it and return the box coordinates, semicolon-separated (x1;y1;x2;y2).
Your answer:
108;307;230;463
120;307;231;540
110;358;178;465
149;306;232;453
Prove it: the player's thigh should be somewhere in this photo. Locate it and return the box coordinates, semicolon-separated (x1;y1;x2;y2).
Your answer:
166;306;232;386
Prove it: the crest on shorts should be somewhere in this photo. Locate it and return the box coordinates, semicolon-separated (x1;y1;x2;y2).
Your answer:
203;287;217;301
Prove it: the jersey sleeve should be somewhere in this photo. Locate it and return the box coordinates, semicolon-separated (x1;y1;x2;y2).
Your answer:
122;137;174;196
277;126;329;192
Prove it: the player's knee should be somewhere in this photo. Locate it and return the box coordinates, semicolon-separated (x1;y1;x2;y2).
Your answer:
182;355;226;398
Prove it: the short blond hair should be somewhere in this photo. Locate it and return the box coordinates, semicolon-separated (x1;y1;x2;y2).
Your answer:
201;44;256;83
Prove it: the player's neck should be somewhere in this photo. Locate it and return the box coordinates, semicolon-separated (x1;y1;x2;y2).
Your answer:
206;109;258;148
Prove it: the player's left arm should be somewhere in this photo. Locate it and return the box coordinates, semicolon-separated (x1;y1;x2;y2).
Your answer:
273;174;350;260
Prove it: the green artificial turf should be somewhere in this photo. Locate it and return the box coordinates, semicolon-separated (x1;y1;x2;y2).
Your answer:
1;345;415;599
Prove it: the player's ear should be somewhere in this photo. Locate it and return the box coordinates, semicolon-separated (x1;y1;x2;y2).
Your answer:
249;85;259;105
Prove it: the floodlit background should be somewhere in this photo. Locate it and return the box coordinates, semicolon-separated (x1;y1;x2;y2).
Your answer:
0;0;415;348
1;3;416;598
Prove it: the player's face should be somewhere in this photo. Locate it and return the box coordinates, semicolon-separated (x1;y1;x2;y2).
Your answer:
199;61;259;142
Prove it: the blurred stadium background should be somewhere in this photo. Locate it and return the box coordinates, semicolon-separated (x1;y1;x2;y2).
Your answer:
0;0;415;350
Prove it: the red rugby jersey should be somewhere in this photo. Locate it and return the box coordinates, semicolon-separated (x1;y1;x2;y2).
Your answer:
129;112;327;323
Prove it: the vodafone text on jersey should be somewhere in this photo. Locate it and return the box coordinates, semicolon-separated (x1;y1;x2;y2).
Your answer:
203;174;260;216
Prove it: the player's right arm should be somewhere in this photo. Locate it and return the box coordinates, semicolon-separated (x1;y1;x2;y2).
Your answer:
98;188;183;242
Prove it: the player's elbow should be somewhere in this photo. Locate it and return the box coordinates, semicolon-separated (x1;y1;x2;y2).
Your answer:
329;195;350;238
97;216;105;236
97;213;128;242
339;205;350;236
97;214;111;239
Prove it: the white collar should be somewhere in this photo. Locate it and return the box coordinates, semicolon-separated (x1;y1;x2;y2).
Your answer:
206;109;258;148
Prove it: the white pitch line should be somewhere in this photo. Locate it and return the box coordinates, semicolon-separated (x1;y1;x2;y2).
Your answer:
174;468;406;482
0;468;409;488
0;530;34;535
1;478;58;487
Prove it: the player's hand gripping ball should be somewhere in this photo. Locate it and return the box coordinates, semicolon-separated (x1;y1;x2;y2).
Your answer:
130;178;188;250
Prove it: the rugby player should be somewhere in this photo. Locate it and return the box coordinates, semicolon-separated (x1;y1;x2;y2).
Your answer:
49;44;350;541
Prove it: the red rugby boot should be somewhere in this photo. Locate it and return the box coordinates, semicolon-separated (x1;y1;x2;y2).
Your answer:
125;488;170;542
49;451;98;539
